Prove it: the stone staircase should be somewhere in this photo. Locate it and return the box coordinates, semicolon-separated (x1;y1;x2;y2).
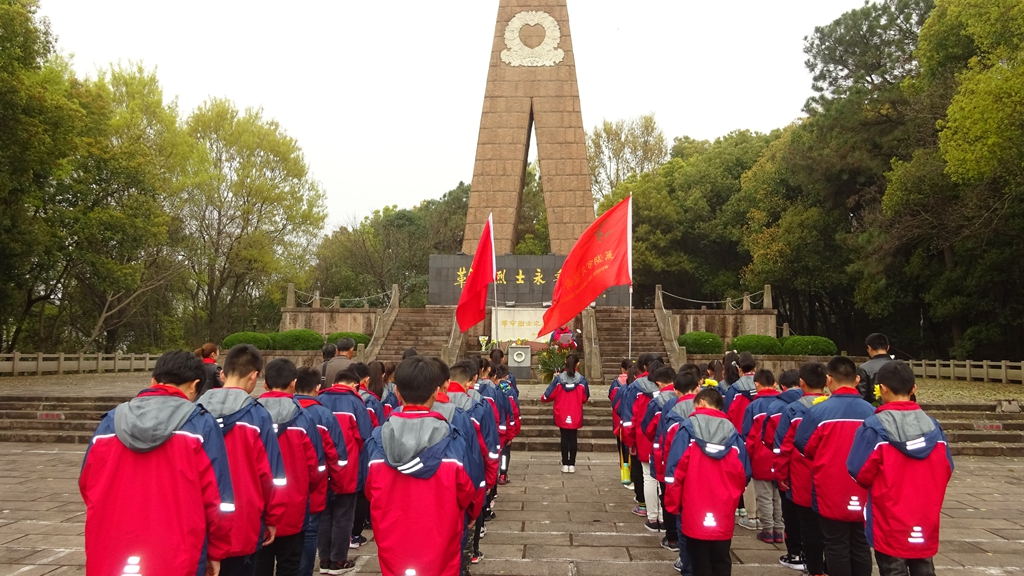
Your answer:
594;307;667;383
1;394;1022;457
370;307;456;365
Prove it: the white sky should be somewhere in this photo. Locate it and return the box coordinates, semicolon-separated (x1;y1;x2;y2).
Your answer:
38;0;866;230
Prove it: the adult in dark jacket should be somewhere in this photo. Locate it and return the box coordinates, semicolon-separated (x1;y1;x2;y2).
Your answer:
857;332;894;403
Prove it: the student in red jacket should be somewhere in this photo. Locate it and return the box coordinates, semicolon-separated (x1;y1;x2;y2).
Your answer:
740;369;782;544
257;359;326;576
664;388;751;576
541;353;590;473
294;367;350;576
197;345;287;576
639;365;678;533
795;357;876;576
619;354;664;525
847;361;953;576
80;351;235;576
364;356;479;576
317;369;373;574
773;363;828;576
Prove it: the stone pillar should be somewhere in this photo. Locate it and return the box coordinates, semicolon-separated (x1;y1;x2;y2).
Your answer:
463;0;595;256
763;284;773;309
286;283;296;308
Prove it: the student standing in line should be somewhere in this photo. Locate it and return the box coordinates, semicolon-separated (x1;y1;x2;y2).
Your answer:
762;369;805;571
795;357;876;576
740;369;782;544
541;353;590;473
80;350;235;576
664;388;751;576
196;345;287;576
847;361;954;576
364;356;479;576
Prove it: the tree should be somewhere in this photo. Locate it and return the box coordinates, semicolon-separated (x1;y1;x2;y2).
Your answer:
513;164;550;254
183;99;326;341
0;1;83;351
586;114;668;202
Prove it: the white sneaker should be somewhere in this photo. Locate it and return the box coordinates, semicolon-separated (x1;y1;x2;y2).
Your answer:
737;517;761;531
561;465;570;473
568;465;576;473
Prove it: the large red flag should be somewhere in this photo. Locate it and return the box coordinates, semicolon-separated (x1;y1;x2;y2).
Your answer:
538;196;632;336
456;213;497;332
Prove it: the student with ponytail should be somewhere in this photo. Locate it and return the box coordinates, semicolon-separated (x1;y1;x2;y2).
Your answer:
541;354;590;473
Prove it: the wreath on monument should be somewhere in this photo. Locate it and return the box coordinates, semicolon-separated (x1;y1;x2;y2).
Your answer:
500;11;565;67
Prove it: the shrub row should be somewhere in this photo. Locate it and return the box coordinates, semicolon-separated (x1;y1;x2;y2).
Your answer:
221;329;370;351
677;332;837;356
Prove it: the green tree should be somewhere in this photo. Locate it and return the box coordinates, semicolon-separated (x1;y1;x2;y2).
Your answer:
587;114;668;202
0;1;83;351
183;99;326;340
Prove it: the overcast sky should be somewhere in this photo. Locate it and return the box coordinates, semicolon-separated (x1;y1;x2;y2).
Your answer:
38;0;866;230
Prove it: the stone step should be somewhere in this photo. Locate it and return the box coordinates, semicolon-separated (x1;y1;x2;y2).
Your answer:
0;429;93;444
0;409;107;421
516;427;615;439
0;419;97;431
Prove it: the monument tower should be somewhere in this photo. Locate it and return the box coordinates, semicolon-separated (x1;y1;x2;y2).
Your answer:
463;0;595;255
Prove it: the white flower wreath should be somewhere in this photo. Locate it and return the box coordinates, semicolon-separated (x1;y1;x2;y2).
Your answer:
500;11;565;67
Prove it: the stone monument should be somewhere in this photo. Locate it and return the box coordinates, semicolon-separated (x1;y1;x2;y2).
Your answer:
462;0;595;256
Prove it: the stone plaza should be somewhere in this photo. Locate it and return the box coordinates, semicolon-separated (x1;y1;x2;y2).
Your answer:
0;441;1022;575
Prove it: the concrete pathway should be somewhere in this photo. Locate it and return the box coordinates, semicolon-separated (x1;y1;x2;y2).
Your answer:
0;443;1022;575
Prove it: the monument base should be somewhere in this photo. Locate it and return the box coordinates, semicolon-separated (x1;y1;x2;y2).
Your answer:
429;254;629;307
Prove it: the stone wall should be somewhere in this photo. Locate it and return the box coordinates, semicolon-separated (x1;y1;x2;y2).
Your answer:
278;307;378;336
674;309;778;341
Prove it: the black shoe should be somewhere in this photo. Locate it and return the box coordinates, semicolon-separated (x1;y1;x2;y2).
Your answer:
486;509;496;521
661;536;679;551
644;519;661;532
779;554;806;571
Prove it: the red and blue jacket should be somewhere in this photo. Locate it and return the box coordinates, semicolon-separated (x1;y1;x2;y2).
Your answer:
640;384;678;481
772;391;826;507
296;394;351;500
80;385;235;575
541;371;590;430
381;382;399;419
608;374;628;435
740;388;781;481
318;383;374;493
724;373;756;430
653;393;697;482
259;391;325;536
358;385;387;428
364;408;479;576
448;382;501;488
476;378;512;445
762;387;803;469
197;387;287;558
497;377;522;440
794;387;875;522
429;397;487;492
618;374;658;460
847;401;953;558
664;407;751;541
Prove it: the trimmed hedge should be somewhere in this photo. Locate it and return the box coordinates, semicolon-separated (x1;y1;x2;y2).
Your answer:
730;334;783;355
222;331;273;350
781;335;838;356
678;331;724;355
327;331;371;347
269;329;325;351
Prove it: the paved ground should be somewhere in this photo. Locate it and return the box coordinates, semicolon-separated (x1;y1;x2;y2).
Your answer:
0;443;1022;576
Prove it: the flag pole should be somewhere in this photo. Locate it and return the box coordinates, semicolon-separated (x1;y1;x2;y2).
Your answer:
627;196;634;361
628;285;633;360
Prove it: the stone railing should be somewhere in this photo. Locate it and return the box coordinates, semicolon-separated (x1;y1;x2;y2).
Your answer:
654;285;687;368
363;284;401;362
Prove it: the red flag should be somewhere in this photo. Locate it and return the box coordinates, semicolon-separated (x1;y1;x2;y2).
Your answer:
538;196;632;336
456;214;497;332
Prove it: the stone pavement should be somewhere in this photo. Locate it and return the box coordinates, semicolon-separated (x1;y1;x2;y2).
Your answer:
0;444;1022;576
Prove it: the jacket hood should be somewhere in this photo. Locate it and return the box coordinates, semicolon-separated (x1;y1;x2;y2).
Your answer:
668;396;695;420
114;395;196;452
559;372;584;389
690;410;737;461
733;374;755;392
875;403;940;459
197;387;256;434
431;401;457;423
259;395;301;430
380;413;452;479
778;388;803;404
634;375;659;395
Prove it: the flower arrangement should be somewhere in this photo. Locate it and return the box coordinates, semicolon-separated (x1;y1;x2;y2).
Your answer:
537;342;573;382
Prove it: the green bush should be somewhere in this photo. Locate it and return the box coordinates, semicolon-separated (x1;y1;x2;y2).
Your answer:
781;335;838;356
730;334;783;355
327;331;371;347
222;331;273;350
678;331;724;355
269;329;325;351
